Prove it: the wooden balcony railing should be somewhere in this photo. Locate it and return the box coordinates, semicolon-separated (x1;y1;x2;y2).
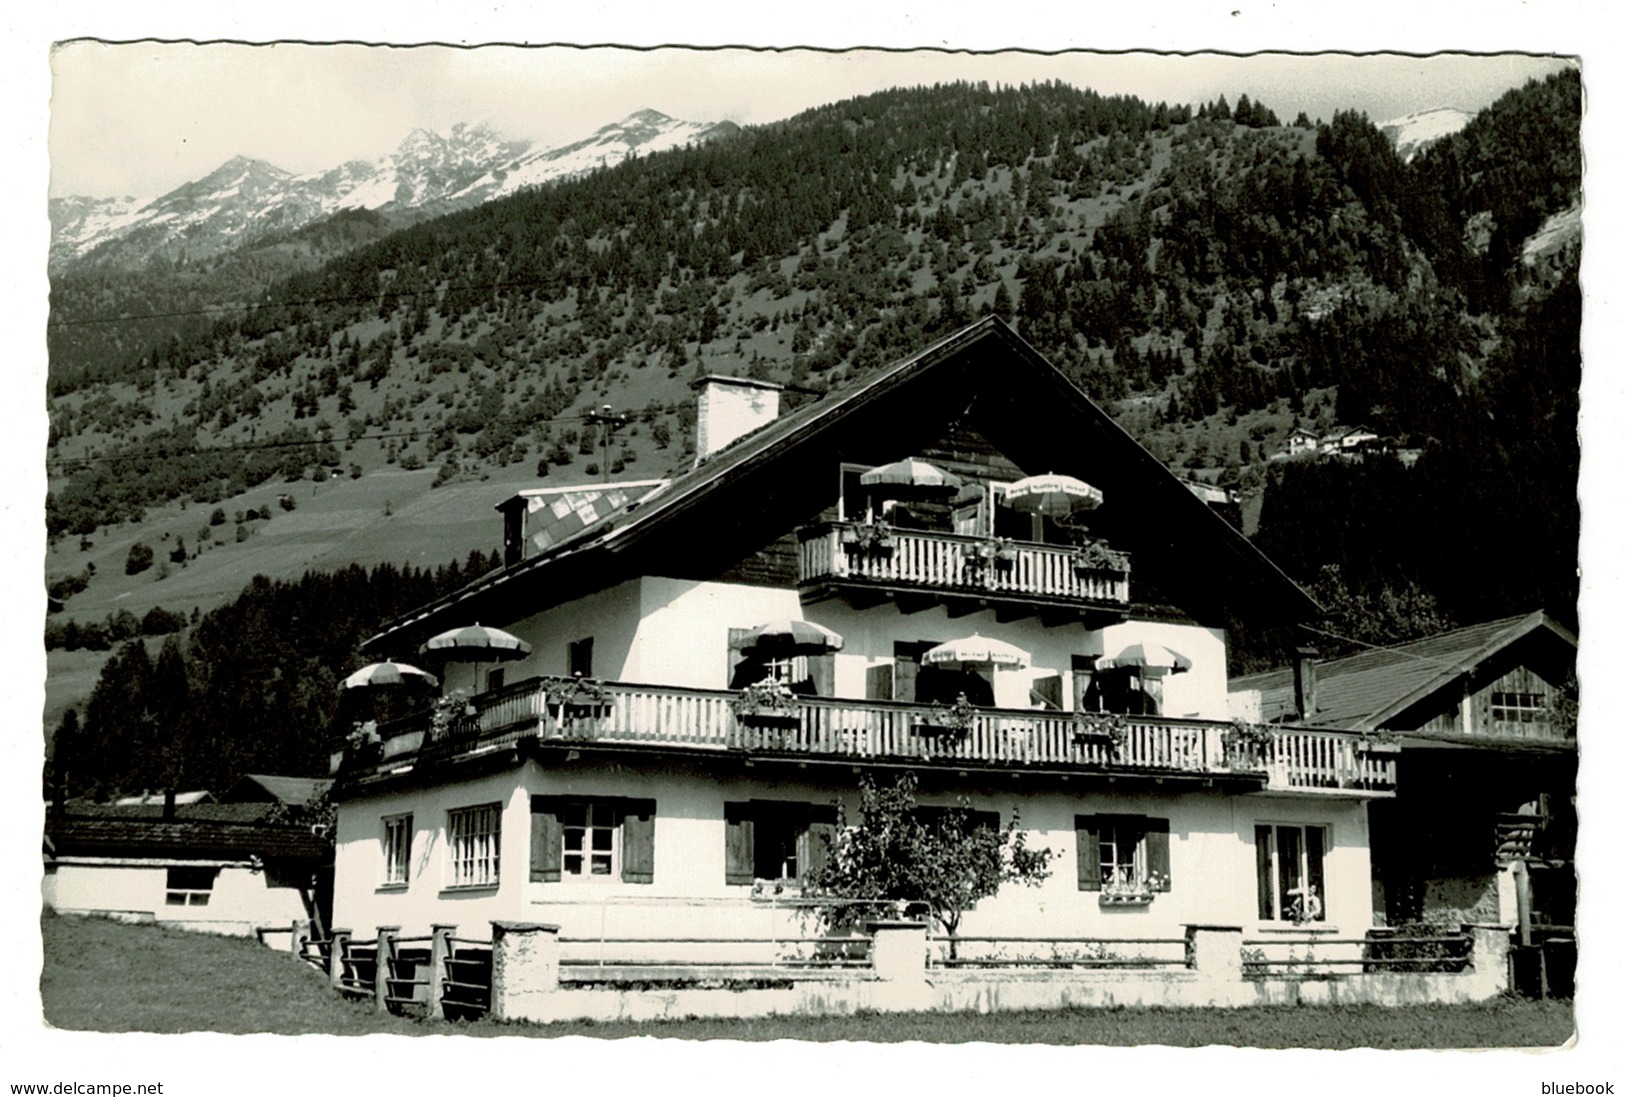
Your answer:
798;521;1130;607
360;678;1396;796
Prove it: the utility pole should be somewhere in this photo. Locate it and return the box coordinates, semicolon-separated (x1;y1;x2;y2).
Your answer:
583;404;628;483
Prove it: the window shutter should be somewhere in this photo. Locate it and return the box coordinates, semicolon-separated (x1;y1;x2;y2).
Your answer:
1075;814;1102;891
803;814;836;880
724;802;755;885
1145;818;1172;891
530;796;564;883
1306;825;1327;919
1254;824;1274;920
865;663;894;701
620;799;656;885
1031;673;1064;711
727;628;754;688
894;658;919;703
807;653;836;697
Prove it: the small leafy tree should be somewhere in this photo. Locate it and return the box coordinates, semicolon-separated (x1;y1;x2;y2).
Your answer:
806;772;1051;957
124;541;154;575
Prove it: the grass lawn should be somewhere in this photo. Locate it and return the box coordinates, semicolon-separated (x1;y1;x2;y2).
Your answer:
40;911;1574;1047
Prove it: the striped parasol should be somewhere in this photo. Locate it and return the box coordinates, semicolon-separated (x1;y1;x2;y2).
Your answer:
922;633;1031;670
420;622;533;662
860;457;963;501
1098;642;1191;678
341;660;439;691
740;618;845;657
1004;472;1104;518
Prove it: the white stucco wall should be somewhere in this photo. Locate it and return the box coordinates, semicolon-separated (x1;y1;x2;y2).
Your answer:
437;574;1230;717
333;755;1374;947
46;860;310;935
331;769;531;938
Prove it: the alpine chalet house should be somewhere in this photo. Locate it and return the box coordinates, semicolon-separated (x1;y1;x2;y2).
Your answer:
1231;612;1576;949
329;318;1397;960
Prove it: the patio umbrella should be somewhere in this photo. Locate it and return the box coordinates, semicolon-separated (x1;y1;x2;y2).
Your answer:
1098;642;1191;678
420;622;532;661
922;633;1031;670
1004;472;1104;519
739;618;845;657
860;457;963;502
340;660;439;691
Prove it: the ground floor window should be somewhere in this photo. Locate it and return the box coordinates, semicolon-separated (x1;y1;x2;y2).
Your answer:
164;866;218;906
382;813;412;885
1255;823;1327;923
447;804;502;888
531;796;656;884
725;801;837;886
1075;815;1172;894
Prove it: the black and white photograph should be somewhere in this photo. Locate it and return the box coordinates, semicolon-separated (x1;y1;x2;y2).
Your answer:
9;4;1618;1092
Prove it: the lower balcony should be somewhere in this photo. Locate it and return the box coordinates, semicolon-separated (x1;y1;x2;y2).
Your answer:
350;678;1396;798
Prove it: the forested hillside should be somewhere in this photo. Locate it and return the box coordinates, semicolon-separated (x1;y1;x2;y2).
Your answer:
47;72;1581;795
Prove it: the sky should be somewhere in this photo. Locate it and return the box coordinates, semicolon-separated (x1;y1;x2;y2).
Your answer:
49;45;1572;201
9;1;1625;1092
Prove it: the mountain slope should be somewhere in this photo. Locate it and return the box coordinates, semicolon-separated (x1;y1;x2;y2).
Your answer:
1378;107;1474;162
45;74;1580;688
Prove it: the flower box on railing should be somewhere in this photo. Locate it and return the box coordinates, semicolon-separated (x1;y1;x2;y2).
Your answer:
841;520;893;557
737;712;801;731
1072;540;1131;577
1222;721;1275;770
914;694;975;744
1072;712;1129;753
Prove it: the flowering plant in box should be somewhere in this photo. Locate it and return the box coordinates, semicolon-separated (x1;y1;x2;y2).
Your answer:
1073;711;1130;753
734;678;798;717
843;519;893;555
1223;720;1275;767
1100;866;1165;904
919;693;976;742
1074;539;1130;575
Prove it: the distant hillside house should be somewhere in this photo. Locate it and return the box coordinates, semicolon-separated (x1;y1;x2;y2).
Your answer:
1229;612;1576;933
327;318;1401;962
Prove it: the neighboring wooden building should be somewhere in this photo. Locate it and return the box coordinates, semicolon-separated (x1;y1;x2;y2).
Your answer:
329;319;1400;959
44;798;332;939
1229;611;1577;932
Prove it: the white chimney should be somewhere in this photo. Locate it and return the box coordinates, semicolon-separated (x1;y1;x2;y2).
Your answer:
693;375;782;462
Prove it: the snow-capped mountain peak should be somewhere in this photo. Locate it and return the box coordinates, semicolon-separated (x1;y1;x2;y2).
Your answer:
50;109;737;273
1378;107;1475;163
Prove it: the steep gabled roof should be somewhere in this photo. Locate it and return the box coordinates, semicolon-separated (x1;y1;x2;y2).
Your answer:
364;318;1318;652
220;774;334;807
1230;610;1577;730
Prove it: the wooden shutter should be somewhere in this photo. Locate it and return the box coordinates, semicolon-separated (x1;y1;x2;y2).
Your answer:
1032;673;1064;711
727;627;753;688
1145;817;1172;891
1305;825;1327;919
1255;825;1275;920
619;799;656;885
807;653;835;697
529;796;564;883
894;657;920;702
724;802;755;885
865;663;894;701
1075;814;1101;891
802;806;837;879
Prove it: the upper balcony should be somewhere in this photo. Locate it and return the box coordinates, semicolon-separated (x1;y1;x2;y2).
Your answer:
797;520;1131;622
345;677;1396;799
